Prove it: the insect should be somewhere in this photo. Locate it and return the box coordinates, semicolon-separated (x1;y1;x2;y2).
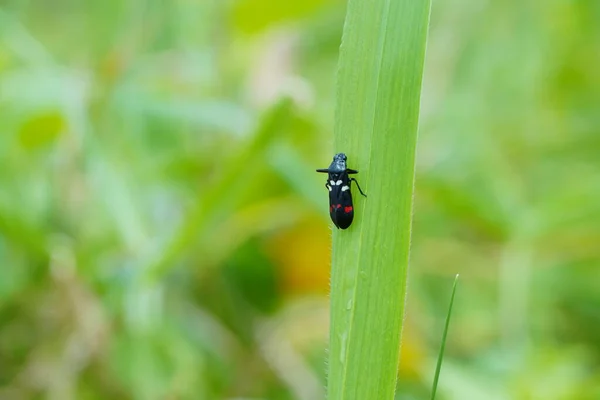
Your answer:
316;153;366;229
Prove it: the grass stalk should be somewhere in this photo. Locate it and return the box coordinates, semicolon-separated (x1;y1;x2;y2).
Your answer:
431;274;459;400
327;0;432;399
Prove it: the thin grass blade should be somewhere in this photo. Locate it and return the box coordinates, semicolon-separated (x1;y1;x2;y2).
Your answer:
327;0;432;398
431;274;460;400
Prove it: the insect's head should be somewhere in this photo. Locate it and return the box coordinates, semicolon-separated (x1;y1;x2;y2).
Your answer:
329;152;348;172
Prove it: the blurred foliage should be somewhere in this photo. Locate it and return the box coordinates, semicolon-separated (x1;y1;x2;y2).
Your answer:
0;0;599;399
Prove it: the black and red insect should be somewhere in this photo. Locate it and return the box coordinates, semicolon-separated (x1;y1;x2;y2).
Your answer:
316;153;366;229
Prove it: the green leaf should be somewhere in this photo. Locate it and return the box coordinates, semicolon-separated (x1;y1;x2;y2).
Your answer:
327;0;432;399
431;274;459;400
232;0;329;34
143;98;294;283
18;111;65;150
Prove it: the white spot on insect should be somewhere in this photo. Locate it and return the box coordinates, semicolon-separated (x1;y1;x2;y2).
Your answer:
328;186;332;191
335;180;343;186
341;185;349;192
330;180;336;186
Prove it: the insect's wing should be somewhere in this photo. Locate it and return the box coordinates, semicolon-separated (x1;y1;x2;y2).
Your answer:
328;179;342;228
334;189;354;229
331;173;354;229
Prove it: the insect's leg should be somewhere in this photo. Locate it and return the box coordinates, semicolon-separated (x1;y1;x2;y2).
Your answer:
349;178;367;197
325;181;331;190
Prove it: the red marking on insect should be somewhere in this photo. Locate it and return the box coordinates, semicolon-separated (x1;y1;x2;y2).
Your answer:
344;206;353;213
336;204;342;209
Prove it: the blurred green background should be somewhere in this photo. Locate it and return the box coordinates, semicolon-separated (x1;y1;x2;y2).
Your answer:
1;0;599;399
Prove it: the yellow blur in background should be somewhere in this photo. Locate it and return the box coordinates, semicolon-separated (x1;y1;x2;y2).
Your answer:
0;0;599;399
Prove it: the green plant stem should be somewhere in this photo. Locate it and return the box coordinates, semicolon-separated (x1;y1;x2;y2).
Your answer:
431;274;459;400
327;0;432;399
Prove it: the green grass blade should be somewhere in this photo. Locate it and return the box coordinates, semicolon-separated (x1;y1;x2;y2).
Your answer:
431;274;459;400
327;0;432;399
143;99;293;283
